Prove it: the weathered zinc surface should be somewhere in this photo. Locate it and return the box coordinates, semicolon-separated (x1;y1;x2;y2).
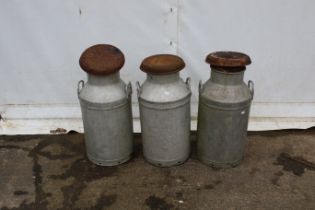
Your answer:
78;44;133;166
1;130;315;210
138;54;191;167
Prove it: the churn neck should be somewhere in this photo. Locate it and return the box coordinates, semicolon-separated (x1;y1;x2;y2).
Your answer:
210;69;245;85
87;72;120;85
147;72;180;84
206;51;251;85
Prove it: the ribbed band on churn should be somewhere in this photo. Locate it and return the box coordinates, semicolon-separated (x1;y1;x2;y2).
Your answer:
206;51;251;72
79;44;125;75
140;54;185;75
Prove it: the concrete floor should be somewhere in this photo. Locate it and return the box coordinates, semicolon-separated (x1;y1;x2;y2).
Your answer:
0;129;315;210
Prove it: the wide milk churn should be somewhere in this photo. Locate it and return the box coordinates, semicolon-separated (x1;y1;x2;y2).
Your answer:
78;44;133;166
197;51;254;168
137;54;191;167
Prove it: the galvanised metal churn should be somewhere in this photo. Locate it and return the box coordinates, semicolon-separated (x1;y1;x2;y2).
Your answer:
137;54;191;167
197;51;254;168
78;44;133;166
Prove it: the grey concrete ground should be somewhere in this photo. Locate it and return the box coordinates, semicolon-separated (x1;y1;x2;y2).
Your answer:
0;129;315;210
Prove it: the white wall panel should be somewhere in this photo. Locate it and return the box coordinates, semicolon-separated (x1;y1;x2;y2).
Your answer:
0;0;314;134
179;0;315;103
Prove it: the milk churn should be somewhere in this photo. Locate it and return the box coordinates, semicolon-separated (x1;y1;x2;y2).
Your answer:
77;44;133;166
197;51;254;168
137;54;191;167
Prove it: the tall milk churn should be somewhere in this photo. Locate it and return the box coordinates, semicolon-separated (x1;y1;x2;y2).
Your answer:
137;54;191;167
197;51;254;168
78;44;133;166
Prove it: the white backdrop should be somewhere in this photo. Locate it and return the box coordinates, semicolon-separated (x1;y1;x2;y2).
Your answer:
0;0;315;134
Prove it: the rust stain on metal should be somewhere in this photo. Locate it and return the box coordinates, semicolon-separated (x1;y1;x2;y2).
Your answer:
79;44;125;76
140;54;185;75
50;128;67;134
206;51;251;72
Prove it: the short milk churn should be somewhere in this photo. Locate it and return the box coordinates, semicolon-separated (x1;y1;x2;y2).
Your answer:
137;54;191;167
197;51;254;168
78;44;133;166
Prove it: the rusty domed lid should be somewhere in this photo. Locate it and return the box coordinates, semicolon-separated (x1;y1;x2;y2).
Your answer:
206;51;251;72
79;44;125;75
140;54;185;75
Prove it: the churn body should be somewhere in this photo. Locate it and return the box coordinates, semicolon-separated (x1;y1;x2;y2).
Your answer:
78;44;133;166
197;51;254;167
137;54;191;167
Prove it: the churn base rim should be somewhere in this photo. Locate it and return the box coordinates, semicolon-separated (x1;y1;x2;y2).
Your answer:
87;153;132;167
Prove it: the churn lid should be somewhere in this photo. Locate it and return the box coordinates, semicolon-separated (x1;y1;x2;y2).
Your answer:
140;54;185;75
79;44;125;75
206;51;251;72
